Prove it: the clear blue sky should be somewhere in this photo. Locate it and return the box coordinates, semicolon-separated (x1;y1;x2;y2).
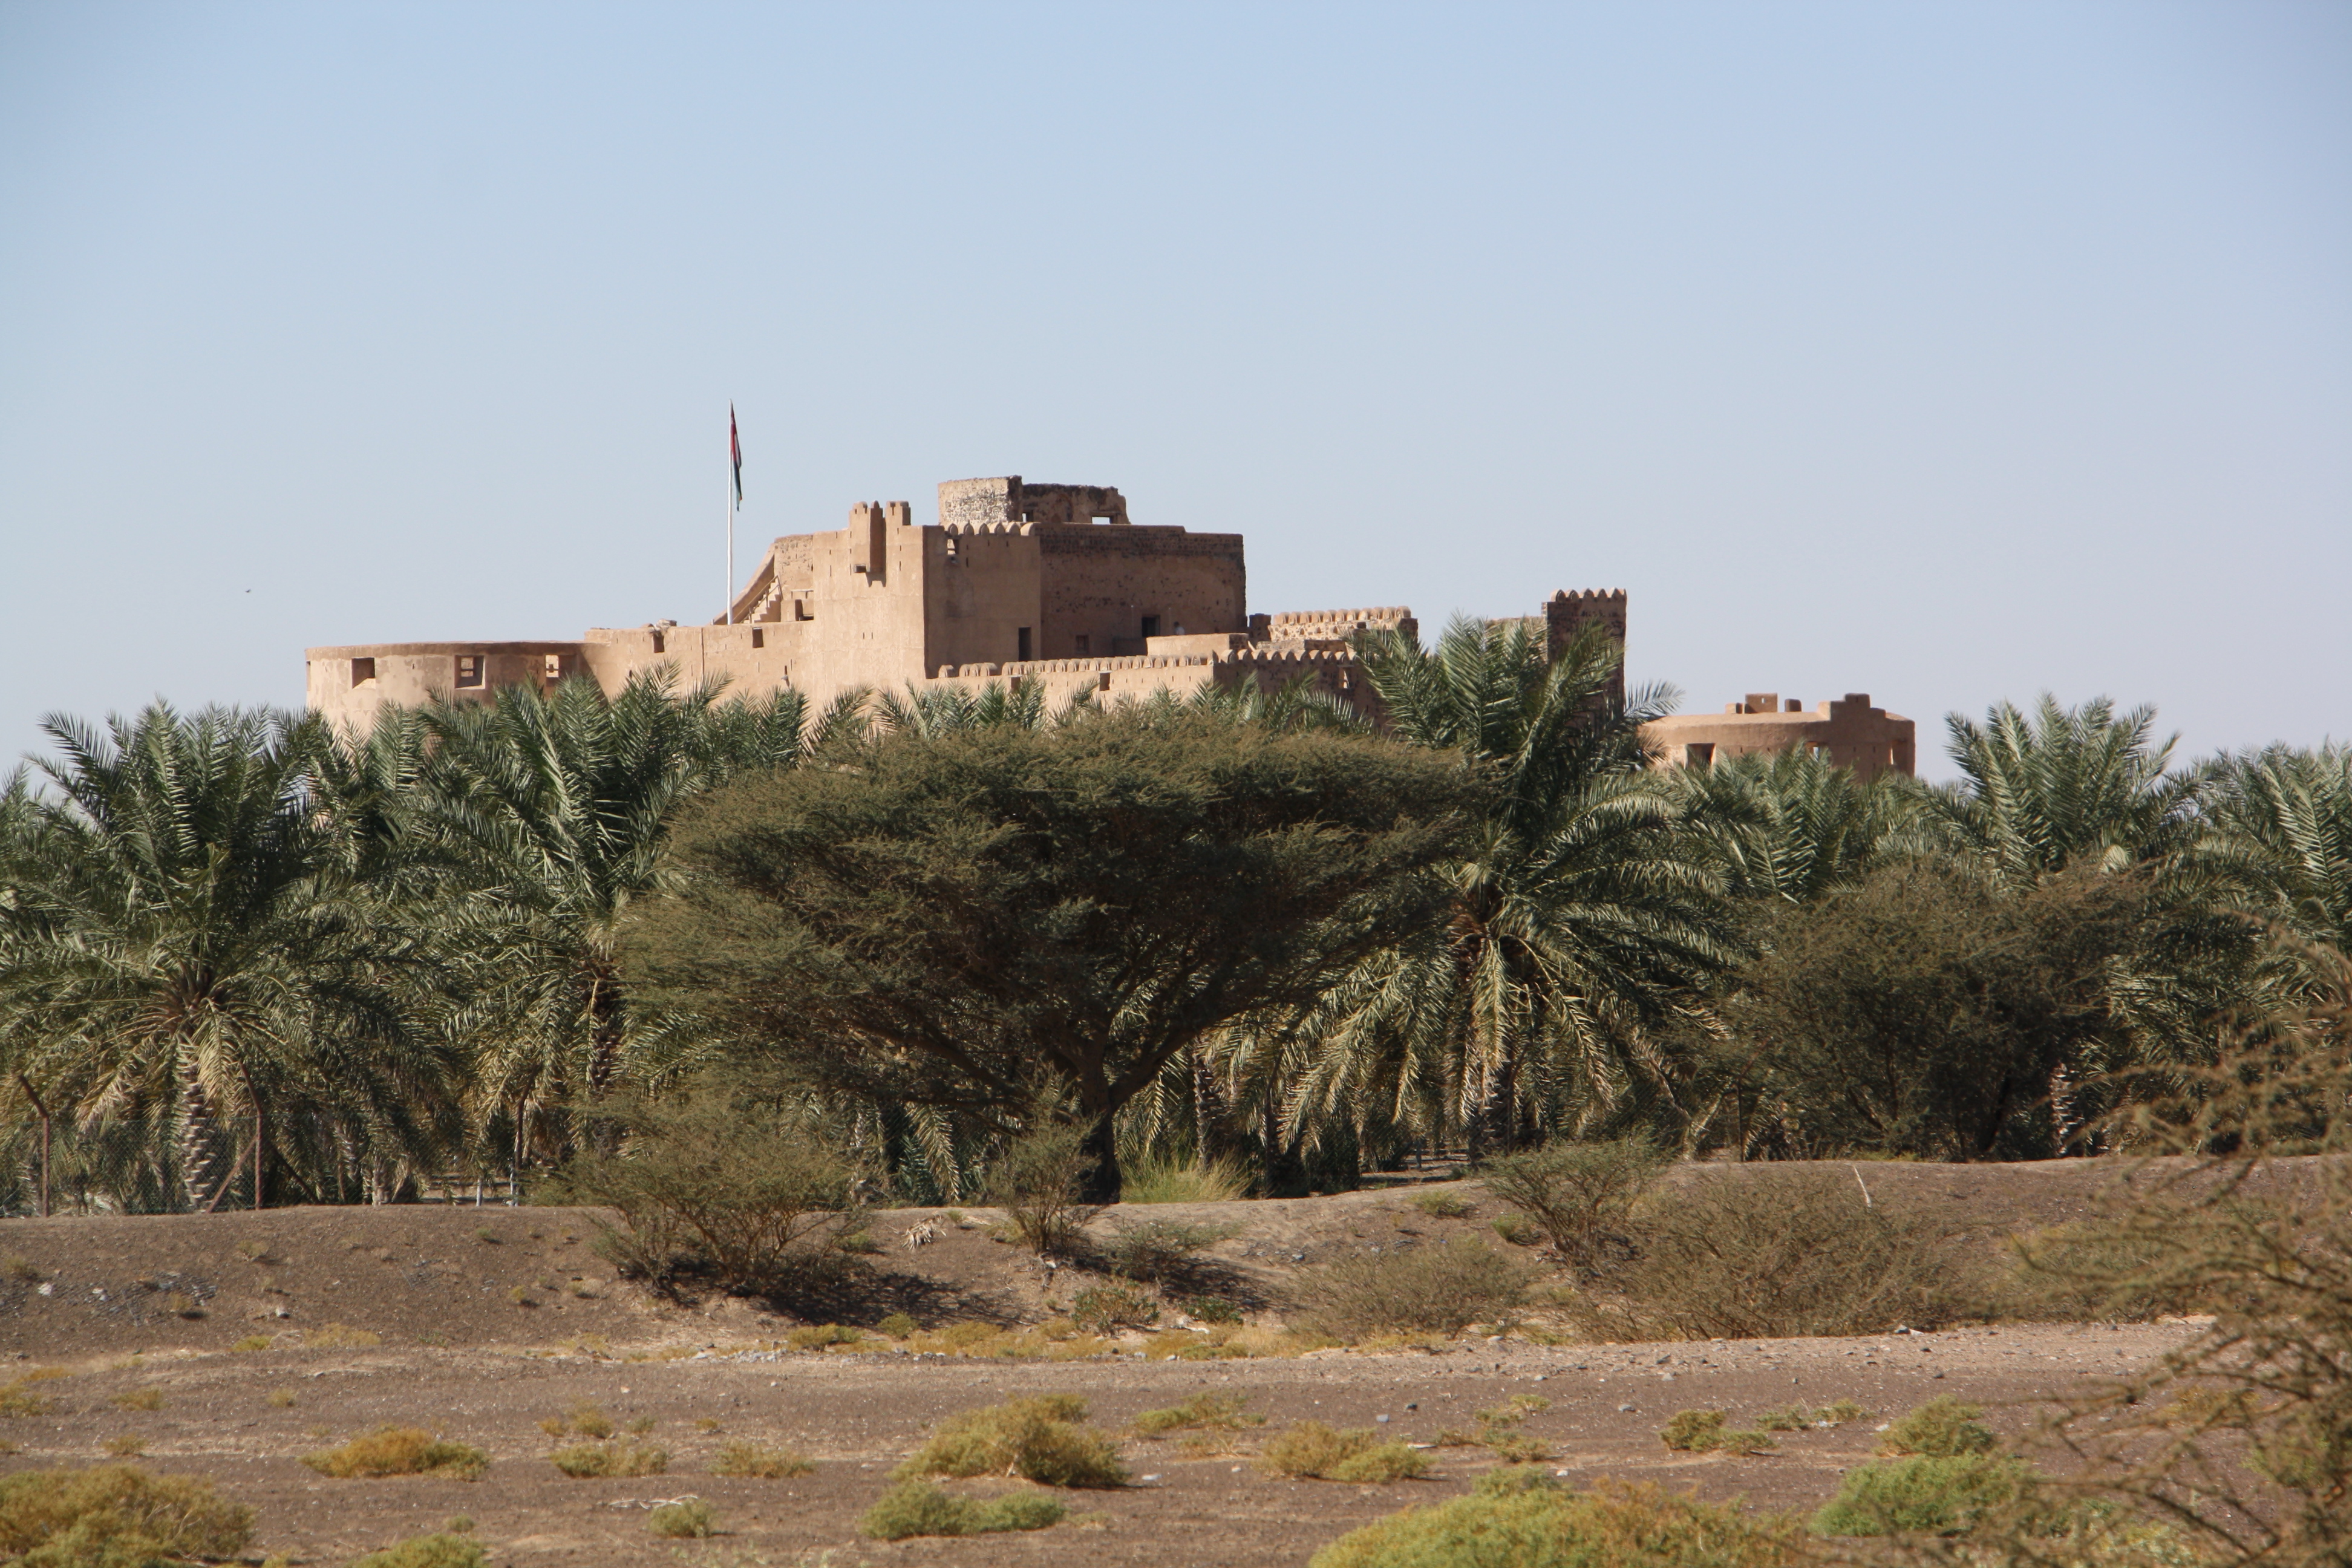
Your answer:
3;2;2345;779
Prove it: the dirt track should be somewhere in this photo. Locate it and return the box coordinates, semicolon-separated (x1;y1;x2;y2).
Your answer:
0;1161;2224;1565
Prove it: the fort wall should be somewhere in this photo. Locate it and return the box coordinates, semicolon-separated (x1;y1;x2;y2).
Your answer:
1642;692;1916;782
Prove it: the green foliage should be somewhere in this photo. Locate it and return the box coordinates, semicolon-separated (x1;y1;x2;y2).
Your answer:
1878;1396;1998;1458
1131;1393;1262;1437
560;1089;852;1293
302;1428;489;1481
646;1498;716;1539
875;1312;917;1339
1478;1138;1664;1268
347;1530;487;1568
0;1465;255;1565
710;1441;813;1478
894;1396;1128;1489
1307;1473;1808;1568
1293;1236;1537;1341
858;1480;1065;1540
1565;1166;1987;1340
1259;1422;1430;1483
986;1123;1102;1255
1183;1294;1244;1324
1811;1452;2030;1537
1116;1155;1252;1204
1411;1190;1472;1218
635;709;1470;1200
547;1440;667;1478
1658;1410;1726;1451
1101;1217;1238;1284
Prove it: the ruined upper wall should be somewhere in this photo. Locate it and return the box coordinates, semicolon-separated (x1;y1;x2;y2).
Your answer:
938;477;1129;528
1644;693;1916;782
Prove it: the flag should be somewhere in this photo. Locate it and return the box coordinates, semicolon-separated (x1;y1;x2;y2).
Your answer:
730;405;743;507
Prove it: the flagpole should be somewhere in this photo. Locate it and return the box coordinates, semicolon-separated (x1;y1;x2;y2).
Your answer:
725;405;734;626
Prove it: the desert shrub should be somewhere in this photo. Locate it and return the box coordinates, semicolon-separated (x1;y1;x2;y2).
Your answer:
103;1434;146;1458
1567;1167;1986;1339
539;1402;615;1439
110;1387;165;1412
0;1384;52;1419
1308;1472;1807;1568
1071;1282;1160;1335
303;1427;489;1481
1477;1395;1550;1427
1133;1393;1263;1437
1812;1452;2031;1536
1659;1410;1726;1451
548;1440;667;1478
1293;1237;1537;1341
1102;1218;1236;1284
711;1440;814;1478
647;1497;716;1538
859;1480;1065;1540
987;1124;1102;1256
1481;1431;1553;1463
877;1312;918;1338
347;1529;488;1568
1119;1155;1250;1204
0;1463;255;1564
230;1336;272;1353
1260;1421;1430;1483
563;1091;854;1293
1478;1138;1665;1269
1412;1190;1473;1219
1184;1294;1244;1324
1878;1396;1998;1458
2003;1221;2194;1322
786;1323;862;1350
1491;1214;1543;1247
895;1396;1128;1488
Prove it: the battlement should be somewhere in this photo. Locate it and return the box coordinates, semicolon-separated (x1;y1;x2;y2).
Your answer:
938;476;1129;529
1266;607;1413;630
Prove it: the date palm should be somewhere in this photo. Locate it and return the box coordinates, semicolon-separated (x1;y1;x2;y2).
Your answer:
1286;616;1739;1155
0;704;441;1207
1667;745;1927;904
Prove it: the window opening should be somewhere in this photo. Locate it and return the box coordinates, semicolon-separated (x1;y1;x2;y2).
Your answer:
1140;615;1160;639
1074;635;1090;656
650;632;666;654
542;653;564;682
1016;627;1032;662
454;655;485;689
350;658;376;687
750;629;765;648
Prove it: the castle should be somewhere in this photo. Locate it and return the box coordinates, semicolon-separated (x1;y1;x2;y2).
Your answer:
303;474;1913;780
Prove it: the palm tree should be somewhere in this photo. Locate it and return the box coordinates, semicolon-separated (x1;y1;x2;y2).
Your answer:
2200;745;2352;956
399;671;857;1171
1667;745;1927;904
0;704;442;1208
1282;616;1740;1158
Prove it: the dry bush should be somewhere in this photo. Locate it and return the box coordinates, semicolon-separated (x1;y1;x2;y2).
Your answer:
1309;1471;1805;1568
539;1402;615;1439
1260;1421;1430;1483
647;1497;716;1538
1292;1236;1537;1341
348;1529;488;1568
1478;1137;1665;1269
1812;1452;2032;1537
1119;1155;1250;1204
1412;1189;1474;1219
1878;1396;1997;1458
895;1396;1128;1489
2001;1220;2201;1323
0;1383;51;1420
1102;1217;1238;1284
564;1091;854;1295
1567;1166;1987;1340
108;1387;165;1413
230;1336;272;1353
1071;1282;1160;1335
303;1427;489;1481
786;1323;863;1351
1659;1409;1727;1451
988;1124;1102;1256
304;1322;382;1349
548;1440;667;1478
860;1479;1065;1540
0;1463;255;1563
711;1440;814;1478
102;1435;145;1458
1132;1393;1262;1437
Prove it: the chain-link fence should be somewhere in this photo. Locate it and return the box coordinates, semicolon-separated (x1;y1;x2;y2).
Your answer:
0;1116;523;1217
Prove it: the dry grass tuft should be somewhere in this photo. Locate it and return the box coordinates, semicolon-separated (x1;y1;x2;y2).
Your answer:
302;1322;383;1350
1260;1421;1431;1483
1118;1155;1250;1205
896;1396;1127;1489
302;1427;489;1481
711;1440;814;1478
1292;1237;1537;1341
548;1440;667;1478
1132;1393;1263;1437
860;1479;1066;1540
110;1387;165;1413
1311;1471;1805;1568
647;1497;716;1538
347;1529;488;1567
0;1463;255;1563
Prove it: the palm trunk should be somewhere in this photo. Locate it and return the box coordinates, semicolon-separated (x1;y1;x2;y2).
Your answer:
1191;1045;1235;1164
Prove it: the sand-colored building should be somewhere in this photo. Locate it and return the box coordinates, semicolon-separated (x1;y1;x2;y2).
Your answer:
303;472;1913;782
1642;692;1916;782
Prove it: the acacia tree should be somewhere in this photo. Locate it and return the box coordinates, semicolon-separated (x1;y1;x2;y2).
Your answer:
631;710;1469;1201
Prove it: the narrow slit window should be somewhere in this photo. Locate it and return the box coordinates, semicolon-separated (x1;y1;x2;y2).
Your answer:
454;654;485;688
1016;627;1032;662
750;628;765;648
650;632;666;654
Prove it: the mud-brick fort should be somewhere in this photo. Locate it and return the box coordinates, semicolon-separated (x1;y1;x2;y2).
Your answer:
304;474;1915;780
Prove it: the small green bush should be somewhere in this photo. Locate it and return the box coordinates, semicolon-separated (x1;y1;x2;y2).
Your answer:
302;1428;489;1481
987;1124;1102;1256
1478;1138;1665;1268
1132;1393;1262;1437
1071;1282;1160;1335
860;1479;1066;1540
1812;1453;2030;1537
1184;1294;1244;1324
877;1312;918;1338
1293;1237;1537;1341
896;1396;1128;1488
786;1323;861;1350
347;1529;488;1568
647;1497;717;1538
548;1440;668;1478
1659;1410;1726;1451
1259;1422;1430;1483
1102;1218;1237;1284
0;1464;256;1564
1412;1190;1473;1219
1308;1472;1807;1568
711;1440;814;1478
1878;1396;1998;1458
1118;1155;1251;1204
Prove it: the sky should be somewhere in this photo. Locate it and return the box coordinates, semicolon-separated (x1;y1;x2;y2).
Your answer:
2;2;2345;780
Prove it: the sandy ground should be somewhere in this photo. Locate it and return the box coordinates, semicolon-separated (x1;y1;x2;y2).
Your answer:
0;1160;2229;1566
